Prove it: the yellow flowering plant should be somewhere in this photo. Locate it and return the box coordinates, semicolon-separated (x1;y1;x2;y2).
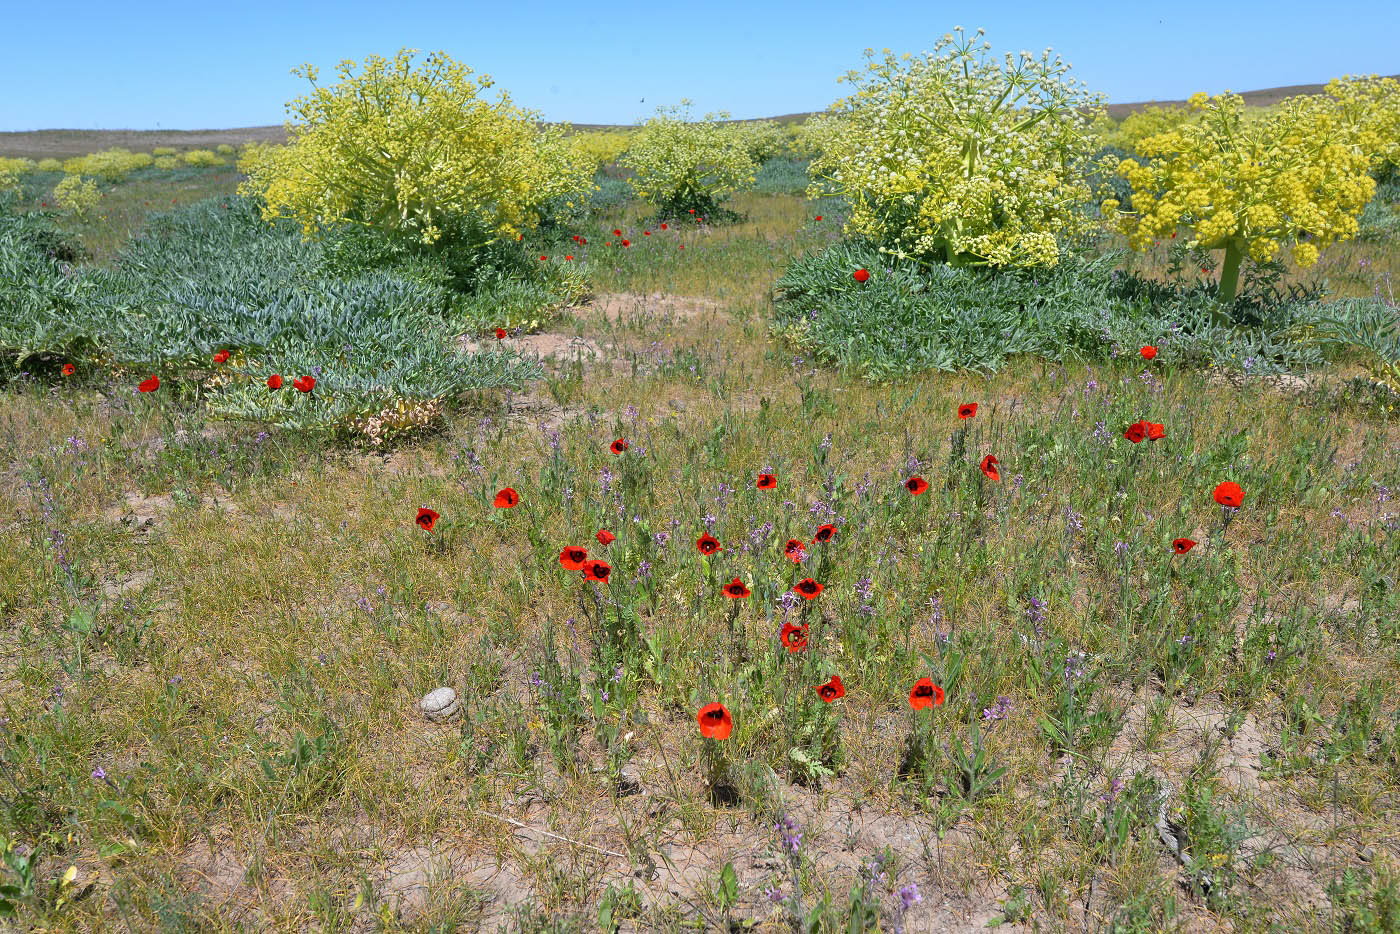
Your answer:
1322;74;1400;175
181;149;223;167
620;101;757;218
236;48;595;248
1102;105;1193;155
809;27;1106;268
52;175;100;217
567;129;635;171
62;148;152;183
1102;90;1376;306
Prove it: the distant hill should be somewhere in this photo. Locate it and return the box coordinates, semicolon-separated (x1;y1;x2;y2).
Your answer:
3;77;1397;160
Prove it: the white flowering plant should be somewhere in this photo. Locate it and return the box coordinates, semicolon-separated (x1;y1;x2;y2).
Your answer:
809;27;1106;268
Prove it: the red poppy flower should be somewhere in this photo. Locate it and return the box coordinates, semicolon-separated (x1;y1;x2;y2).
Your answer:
793;578;823;599
853;268;870;283
1171;537;1197;554
293;375;315;393
644;230;651;236
756;472;777;490
517;234;523;241
678;245;684;250
138;376;160;393
213;350;230;363
780;621;809;652
905;476;929;495
723;577;751;598
622;239;630;247
688;209;695;214
539;255;547;261
1140;345;1158;360
814;675;845;702
814;215;823;221
784;538;806;562
572;235;580;242
415;507;439;533
565;255;573;261
980;455;1000;482
661;223;668;230
495;327;507;339
958;402;977;419
267;374;283;389
596;528;615;545
559;546;589;570
494;487;519;508
696;533;722;556
1124;421;1148;444
583;559;611;582
696;702;732;739
812;523;836;544
610;438;629;454
613;228;622;236
1213;481;1244;509
62;363;75;376
579;236;587;244
1201;267;1210;275
1147;422;1165;441
606;242;612;247
908;678;944;710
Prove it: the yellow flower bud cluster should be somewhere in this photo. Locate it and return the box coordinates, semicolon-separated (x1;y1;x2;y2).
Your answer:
236;48;595;247
1098;105;1195;155
1323;74;1400;173
1104;90;1376;270
620;101;757;211
809;28;1106;268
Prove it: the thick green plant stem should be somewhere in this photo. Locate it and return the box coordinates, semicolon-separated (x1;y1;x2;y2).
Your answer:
1215;240;1245;321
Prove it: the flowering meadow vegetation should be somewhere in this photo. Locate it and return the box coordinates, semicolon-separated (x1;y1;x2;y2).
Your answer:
1;37;1400;932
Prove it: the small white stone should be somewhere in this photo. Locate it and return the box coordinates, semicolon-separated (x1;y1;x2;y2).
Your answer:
419;687;460;722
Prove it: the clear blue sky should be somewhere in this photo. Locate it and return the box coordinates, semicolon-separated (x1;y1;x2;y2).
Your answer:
4;0;1396;130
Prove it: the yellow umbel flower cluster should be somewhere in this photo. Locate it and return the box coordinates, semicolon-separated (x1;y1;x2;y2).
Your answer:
620;101;757;213
809;27;1106;268
1102;89;1377;302
237;48;595;247
1323;74;1400;173
1099;105;1194;155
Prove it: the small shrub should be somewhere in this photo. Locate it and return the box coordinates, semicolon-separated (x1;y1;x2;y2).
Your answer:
237;48;595;248
810;27;1105;267
153;156;179;170
50;176;100;218
180;149;222;167
620;100;756;219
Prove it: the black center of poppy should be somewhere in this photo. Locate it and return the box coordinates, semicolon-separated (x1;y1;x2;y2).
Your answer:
915;685;932;697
